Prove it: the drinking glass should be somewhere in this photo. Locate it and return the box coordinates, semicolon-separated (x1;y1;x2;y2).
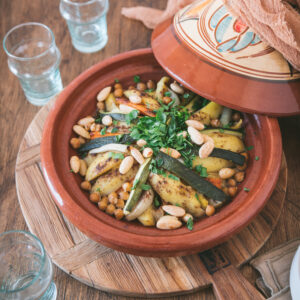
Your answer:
60;0;109;53
3;23;63;106
0;230;57;300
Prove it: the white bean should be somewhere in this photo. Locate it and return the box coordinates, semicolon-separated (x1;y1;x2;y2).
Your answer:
219;168;235;179
70;156;80;173
187;126;204;145
143;147;153;158
73;125;90;139
199;141;214;158
162;205;186;217
156;216;182;230
102;115;112;126
130;147;145;164
185;120;205;130
79;159;87;176
137;139;147;147
97;86;111;102
119;156;134;174
182;213;193;223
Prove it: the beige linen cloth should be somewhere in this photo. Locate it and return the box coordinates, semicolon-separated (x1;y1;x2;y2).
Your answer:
122;0;300;71
250;238;300;300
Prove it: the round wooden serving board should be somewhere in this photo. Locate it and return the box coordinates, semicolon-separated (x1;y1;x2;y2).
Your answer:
16;100;287;299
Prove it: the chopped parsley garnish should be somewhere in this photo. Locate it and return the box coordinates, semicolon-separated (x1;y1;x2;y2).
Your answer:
183;93;190;99
255;156;259;161
195;193;201;203
115;134;123;142
175;203;180;207
164;91;171;97
114;78;119;83
168;174;180;181
113;120;118;126
100;127;107;135
187;217;193;230
133;75;140;83
154;196;160;208
219;128;225;133
145;88;154;93
125;109;139;125
111;127;118;133
70;169;74;173
108;152;124;160
244;187;250;192
141;184;151;191
195;165;208;177
246;145;254;151
132;179;139;190
96;188;101;192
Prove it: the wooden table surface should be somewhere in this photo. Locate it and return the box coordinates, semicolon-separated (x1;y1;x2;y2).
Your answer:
1;1;299;299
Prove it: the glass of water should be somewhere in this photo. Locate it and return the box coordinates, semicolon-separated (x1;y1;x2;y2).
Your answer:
60;0;109;53
3;23;63;106
0;230;57;300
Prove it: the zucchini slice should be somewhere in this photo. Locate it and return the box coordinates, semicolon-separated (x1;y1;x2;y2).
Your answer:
97;112;128;122
123;158;152;215
156;152;228;202
201;128;243;138
192;146;245;166
78;134;135;153
211;148;245;166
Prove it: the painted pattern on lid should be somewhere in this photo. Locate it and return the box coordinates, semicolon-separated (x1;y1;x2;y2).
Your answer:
173;0;300;81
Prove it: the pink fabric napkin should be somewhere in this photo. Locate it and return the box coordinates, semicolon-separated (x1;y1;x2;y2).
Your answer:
121;0;300;71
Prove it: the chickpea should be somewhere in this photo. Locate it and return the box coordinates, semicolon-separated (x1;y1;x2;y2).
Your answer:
78;136;85;145
114;88;123;98
235;172;245;183
136;82;147;91
122;182;132;192
222;187;229;195
227;178;237;187
106;204;115;215
228;186;238;197
114;83;122;90
90;192;100;203
119;191;129;201
237;163;247;171
205;205;215;216
97;101;105;111
146;80;155;90
70;138;81;149
114;209;124;220
232;112;241;122
182;213;193;223
211;119;221;127
81;181;91;191
116;199;125;208
108;192;118;204
98;201;107;211
162;96;172;104
128;85;135;90
101;196;109;205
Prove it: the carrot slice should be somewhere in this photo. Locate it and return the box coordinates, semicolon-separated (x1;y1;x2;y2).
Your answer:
116;98;156;117
206;177;222;189
90;132;121;140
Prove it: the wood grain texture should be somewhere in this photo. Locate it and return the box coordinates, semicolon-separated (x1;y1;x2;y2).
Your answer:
1;0;300;299
15;100;287;298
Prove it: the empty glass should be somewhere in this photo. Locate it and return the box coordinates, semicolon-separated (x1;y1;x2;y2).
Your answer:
60;0;109;53
3;23;63;106
0;230;57;300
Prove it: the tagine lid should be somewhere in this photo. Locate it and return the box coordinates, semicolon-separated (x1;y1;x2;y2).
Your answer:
151;0;300;116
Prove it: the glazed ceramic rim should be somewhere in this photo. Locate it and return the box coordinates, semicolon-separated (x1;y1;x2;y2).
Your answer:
41;48;282;256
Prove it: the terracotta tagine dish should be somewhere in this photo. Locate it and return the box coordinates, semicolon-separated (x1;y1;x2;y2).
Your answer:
41;48;282;257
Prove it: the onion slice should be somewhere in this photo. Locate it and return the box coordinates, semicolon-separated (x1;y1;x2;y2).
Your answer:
89;143;128;154
126;188;154;221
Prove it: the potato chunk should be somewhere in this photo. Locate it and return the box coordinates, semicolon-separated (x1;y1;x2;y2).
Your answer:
149;172;205;217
